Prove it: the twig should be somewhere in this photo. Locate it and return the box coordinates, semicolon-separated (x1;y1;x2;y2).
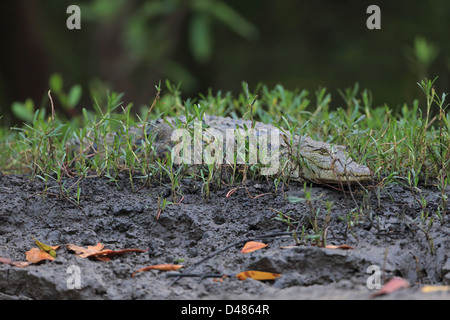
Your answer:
166;273;233;283
225;186;272;199
47;90;56;169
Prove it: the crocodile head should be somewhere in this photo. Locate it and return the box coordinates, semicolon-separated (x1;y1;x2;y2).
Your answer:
291;136;372;184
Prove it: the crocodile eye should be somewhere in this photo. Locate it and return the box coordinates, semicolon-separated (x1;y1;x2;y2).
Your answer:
315;147;330;155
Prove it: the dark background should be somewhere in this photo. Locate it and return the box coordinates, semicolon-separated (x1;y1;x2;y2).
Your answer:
1;0;449;125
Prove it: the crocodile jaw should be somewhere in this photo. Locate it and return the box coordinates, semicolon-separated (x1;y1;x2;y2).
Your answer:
297;159;372;184
292;137;372;184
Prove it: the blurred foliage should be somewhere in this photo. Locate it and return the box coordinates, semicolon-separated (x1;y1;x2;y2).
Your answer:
81;0;257;63
1;0;450;126
406;36;440;80
48;73;83;110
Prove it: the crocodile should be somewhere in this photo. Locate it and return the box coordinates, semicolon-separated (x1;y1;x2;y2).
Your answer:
77;115;372;185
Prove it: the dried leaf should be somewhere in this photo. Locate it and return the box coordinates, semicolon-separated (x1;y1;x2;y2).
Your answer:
31;236;59;258
0;257;12;265
66;243;104;257
279;245;299;249
26;248;55;263
132;264;184;277
235;270;281;281
11;261;31;268
421;285;450;293
67;243;148;261
370;277;409;298
1;256;31;267
86;248;149;261
241;241;268;254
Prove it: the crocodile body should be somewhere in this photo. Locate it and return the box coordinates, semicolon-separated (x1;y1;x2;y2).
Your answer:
78;115;371;184
140;115;371;184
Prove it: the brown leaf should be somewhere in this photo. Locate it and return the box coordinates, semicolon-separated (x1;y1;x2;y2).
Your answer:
1;256;31;267
66;243;148;261
87;248;149;261
370;277;409;298
0;257;12;265
235;270;281;281
66;243;104;257
241;241;268;254
132;264;184;277
25;248;55;263
421;285;450;293
11;261;31;268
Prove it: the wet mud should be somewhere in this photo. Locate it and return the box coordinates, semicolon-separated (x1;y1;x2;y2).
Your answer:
0;174;449;299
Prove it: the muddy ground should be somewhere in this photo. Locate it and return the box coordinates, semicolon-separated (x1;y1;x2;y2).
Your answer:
0;173;449;300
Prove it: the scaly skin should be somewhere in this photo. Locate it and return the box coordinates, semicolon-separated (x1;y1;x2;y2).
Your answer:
142;115;372;184
76;115;371;184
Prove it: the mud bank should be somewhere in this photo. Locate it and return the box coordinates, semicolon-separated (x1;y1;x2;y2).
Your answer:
0;174;449;299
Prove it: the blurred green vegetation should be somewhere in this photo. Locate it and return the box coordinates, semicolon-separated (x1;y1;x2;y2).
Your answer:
1;0;450;126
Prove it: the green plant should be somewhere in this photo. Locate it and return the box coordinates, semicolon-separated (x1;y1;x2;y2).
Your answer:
157;153;183;203
338;207;363;239
288;183;332;247
2;77;449;230
200;163;216;200
11;99;35;123
49;73;83;111
271;207;301;244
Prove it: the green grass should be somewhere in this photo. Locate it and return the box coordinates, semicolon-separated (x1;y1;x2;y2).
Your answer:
0;78;448;211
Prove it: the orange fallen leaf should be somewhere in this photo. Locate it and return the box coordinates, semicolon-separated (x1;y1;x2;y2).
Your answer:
235;270;281;281
0;257;12;265
213;275;229;283
241;241;268;254
421;285;450;293
25;248;55;263
67;243;148;261
66;243;104;258
370;277;409;298
132;264;184;277
1;256;31;267
87;248;149;261
11;261;31;268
